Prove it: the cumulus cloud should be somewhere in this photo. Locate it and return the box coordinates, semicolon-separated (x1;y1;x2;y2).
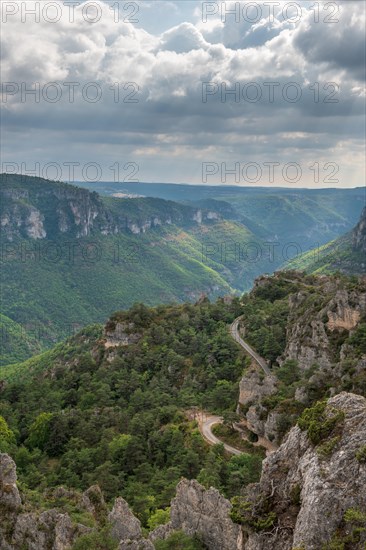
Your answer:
0;0;364;186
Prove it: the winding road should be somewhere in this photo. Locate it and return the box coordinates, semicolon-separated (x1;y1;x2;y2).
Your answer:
195;316;279;456
230;316;275;379
198;413;243;456
197;412;277;456
193;315;280;455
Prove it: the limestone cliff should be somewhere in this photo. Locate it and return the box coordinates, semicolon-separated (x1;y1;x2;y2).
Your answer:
241;392;366;549
0;175;220;241
353;206;366;253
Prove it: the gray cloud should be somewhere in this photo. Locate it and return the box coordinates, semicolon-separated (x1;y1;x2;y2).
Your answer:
0;0;364;186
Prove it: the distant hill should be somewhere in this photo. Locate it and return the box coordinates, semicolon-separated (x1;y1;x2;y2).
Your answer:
0;314;42;366
1;174;364;364
77;181;365;251
0;174;274;362
285;206;366;275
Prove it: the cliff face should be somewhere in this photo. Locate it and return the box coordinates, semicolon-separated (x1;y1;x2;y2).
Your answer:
0;175;220;241
282;281;366;370
353;206;366;253
242;392;366;550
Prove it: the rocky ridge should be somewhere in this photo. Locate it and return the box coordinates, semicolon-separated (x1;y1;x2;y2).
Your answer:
0;175;220;241
237;273;366;444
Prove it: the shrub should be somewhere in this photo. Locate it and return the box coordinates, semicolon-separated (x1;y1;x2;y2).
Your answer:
71;526;118;550
230;496;277;532
355;445;366;463
298;401;344;445
317;436;340;459
154;530;206;550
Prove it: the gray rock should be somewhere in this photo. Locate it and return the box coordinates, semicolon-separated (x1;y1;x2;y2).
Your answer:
12;509;75;550
169;479;243;550
149;522;173;542
0;454;21;511
243;392;366;550
108;497;142;542
82;485;107;521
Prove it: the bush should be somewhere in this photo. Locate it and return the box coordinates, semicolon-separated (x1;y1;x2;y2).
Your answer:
355;445;366;463
154;530;207;550
317;436;340;459
230;496;277;532
298;401;344;445
72;526;118;550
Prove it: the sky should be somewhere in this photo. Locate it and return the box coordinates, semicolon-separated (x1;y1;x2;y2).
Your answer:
1;0;365;187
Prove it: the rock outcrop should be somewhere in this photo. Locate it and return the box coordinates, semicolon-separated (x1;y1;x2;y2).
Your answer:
81;484;107;522
283;284;366;370
0;454;157;550
12;510;78;550
0;460;87;550
242;392;366;550
152;479;243;550
238;365;279;442
238;273;366;444
0;454;21;512
108;497;143;542
104;322;141;348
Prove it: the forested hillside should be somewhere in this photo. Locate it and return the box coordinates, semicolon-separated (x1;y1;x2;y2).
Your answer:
286;206;366;275
79;180;365;250
0;174;274;363
0;298;266;528
1;272;366;549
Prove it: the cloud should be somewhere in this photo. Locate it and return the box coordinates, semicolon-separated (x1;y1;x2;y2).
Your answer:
0;0;364;186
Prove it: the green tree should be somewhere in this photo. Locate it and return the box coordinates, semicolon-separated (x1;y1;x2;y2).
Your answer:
147;508;170;531
0;415;16;452
27;412;53;451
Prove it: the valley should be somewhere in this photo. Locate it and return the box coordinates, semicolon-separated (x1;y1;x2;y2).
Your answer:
1;176;366;550
1;174;364;366
2;1;365;548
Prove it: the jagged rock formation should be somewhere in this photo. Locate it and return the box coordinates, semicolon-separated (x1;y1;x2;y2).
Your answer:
238;364;278;442
81;485;107;522
150;479;243;550
108;497;143;542
0;455;152;549
242;392;366;549
0;454;89;549
0;454;21;512
237;273;366;444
